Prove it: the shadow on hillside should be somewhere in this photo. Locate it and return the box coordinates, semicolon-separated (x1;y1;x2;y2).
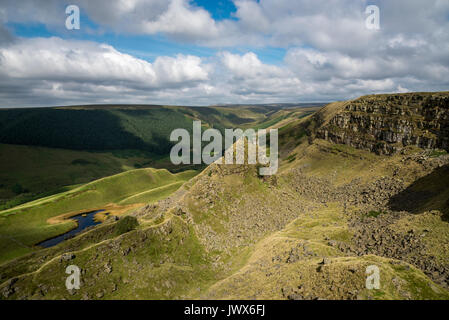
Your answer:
0;108;176;155
388;163;449;222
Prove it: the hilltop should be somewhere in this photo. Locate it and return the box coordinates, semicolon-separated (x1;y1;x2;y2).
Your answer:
317;92;449;155
0;105;317;211
0;92;448;300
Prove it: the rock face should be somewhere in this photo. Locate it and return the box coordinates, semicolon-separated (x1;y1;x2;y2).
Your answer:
318;92;449;155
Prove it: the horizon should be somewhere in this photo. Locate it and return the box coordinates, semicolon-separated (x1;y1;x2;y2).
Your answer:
1;1;448;107
2;89;448;109
0;101;330;109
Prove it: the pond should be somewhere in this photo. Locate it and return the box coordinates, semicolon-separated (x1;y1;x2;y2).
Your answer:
37;210;105;248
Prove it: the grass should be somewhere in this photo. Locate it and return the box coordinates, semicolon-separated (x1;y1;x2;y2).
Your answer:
118;181;185;205
2;137;449;299
286;153;297;163
0;143;164;204
1;215;220;300
0;167;198;264
284;140;379;185
253;112;292;130
2;96;449;299
114;216;139;236
429;149;448;158
279;203;352;245
0;105;293;206
202;202;449;300
0;105;277;155
0;104;294;266
366;210;385;218
392;212;449;266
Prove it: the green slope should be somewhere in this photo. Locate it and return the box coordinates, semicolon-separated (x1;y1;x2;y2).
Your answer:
0;105;317;206
0;143;165;207
1;95;449;300
0;167;197;264
0;105;276;154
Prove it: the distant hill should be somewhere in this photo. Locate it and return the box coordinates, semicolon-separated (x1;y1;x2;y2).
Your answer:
1;92;449;300
0;105;317;204
0;104;314;154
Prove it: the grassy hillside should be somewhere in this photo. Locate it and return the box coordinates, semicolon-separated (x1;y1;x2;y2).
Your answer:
2;145;448;299
3;95;447;300
0;105;275;152
0;144;167;207
0;167;197;264
0;104;321;152
0;105;318;205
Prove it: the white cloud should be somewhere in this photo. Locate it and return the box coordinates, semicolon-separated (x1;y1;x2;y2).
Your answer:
220;52;284;78
233;0;270;33
2;0;449;50
0;0;449;106
0;37;209;87
140;0;220;41
0;37;212;106
0;38;447;107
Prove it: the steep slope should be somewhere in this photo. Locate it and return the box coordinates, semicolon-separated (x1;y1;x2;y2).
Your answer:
0;105;296;222
0;143;159;208
0;105;316;208
317;92;449;155
1;92;449;300
0;168;197;264
0;105;287;153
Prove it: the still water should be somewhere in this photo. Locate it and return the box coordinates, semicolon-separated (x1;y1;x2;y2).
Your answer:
37;210;104;248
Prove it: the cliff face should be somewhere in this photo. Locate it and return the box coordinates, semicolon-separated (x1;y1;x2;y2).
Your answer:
317;92;449;155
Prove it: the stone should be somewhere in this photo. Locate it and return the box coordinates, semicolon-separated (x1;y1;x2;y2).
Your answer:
61;253;75;261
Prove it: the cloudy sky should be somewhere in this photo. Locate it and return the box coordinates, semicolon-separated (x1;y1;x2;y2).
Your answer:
0;0;448;107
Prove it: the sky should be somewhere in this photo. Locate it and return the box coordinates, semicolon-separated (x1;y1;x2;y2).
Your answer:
0;0;448;107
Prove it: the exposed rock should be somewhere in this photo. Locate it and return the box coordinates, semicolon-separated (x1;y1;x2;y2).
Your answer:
104;263;112;274
1;278;17;298
318;93;449;155
60;253;75;262
338;212;449;289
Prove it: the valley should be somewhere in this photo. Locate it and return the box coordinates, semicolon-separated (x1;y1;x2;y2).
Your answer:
0;104;319;264
0;93;448;300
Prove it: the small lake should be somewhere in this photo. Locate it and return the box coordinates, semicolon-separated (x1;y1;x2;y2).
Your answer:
37;210;105;248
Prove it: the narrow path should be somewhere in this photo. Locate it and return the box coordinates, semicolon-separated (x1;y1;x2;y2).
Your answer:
0;214;175;289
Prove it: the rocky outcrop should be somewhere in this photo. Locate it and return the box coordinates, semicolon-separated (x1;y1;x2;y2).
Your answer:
335;211;449;289
288;168;406;210
318;92;449;155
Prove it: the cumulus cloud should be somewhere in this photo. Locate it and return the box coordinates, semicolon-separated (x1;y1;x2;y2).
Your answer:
2;0;449;49
0;0;448;106
217;51;411;102
140;0;220;41
220;52;285;78
0;37;210;106
0;37;210;85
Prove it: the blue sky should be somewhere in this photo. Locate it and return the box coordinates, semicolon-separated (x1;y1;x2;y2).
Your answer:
6;1;285;65
192;0;237;20
0;0;448;107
